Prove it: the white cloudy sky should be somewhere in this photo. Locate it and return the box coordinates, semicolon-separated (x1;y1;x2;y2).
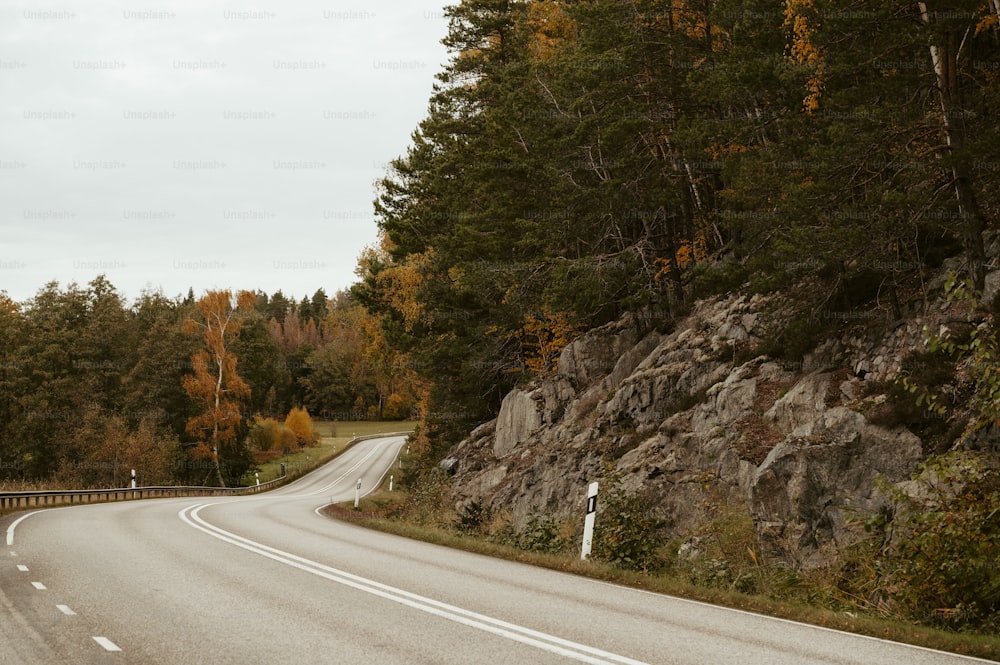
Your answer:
0;1;451;304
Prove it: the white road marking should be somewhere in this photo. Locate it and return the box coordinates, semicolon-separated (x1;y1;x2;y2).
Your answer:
6;506;87;547
56;604;76;616
6;513;35;546
31;581;46;590
588;577;998;664
180;503;649;665
311;440;391;495
93;636;121;652
16;564;28;572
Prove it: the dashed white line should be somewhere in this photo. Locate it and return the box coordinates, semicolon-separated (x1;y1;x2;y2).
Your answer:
31;581;46;590
93;636;121;652
56;604;76;616
16;564;28;572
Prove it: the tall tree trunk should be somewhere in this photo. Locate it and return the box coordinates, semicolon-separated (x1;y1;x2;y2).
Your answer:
918;2;987;291
212;351;226;487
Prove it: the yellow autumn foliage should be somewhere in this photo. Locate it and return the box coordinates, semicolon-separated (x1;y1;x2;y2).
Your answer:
284;406;319;447
783;0;826;113
655;236;708;280
527;1;576;61
520;311;578;375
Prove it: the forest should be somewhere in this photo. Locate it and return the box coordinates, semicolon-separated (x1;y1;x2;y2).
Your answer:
2;0;998;492
356;0;999;463
0;279;421;487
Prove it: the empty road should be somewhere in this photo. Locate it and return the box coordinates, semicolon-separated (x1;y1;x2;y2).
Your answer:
1;435;992;664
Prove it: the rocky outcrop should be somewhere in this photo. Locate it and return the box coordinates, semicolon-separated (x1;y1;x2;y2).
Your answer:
443;250;1000;564
494;389;542;458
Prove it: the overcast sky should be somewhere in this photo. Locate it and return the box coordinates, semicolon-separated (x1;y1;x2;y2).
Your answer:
0;1;451;305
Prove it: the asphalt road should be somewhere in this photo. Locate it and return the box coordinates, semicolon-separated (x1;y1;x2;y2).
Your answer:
0;435;993;665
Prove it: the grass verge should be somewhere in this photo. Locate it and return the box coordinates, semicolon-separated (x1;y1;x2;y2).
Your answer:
326;489;1000;663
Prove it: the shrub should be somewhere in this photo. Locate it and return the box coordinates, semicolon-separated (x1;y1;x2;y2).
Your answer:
677;502;764;593
876;452;1000;630
871;350;966;454
517;514;569;553
246;416;297;462
457;499;492;535
591;480;669;571
285;406;320;447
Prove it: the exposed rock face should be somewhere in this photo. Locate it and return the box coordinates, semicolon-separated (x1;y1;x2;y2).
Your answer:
751;401;923;565
494;389;542;458
444;271;994;564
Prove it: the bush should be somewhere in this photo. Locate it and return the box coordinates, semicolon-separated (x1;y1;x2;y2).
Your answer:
876;452;1000;630
457;499;492;535
285;406;320;447
591;480;669;571
676;503;764;593
246;416;297;462
517;514;570;554
868;350;966;454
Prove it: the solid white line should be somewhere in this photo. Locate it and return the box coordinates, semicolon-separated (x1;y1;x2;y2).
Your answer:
180;503;649;665
312;441;389;495
6;512;35;546
5;506;78;547
93;636;121;652
31;581;46;590
311;443;405;518
56;604;76;616
16;564;28;572
588;578;998;664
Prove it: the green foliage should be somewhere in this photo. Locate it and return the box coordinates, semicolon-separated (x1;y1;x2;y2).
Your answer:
924;274;1000;430
457;499;493;535
515;514;570;554
870;349;965;454
889;273;1000;453
676;502;764;594
875;453;1000;630
591;478;669;572
360;0;1000;462
0;278;413;486
755;310;830;362
399;469;454;529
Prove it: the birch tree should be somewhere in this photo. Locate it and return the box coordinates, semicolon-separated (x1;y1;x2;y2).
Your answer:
182;290;255;486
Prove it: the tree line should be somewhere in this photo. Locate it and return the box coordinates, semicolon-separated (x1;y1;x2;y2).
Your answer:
0;277;420;486
355;0;999;460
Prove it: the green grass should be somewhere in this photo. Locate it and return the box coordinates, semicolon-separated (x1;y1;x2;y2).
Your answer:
328;489;1000;663
244;421;415;485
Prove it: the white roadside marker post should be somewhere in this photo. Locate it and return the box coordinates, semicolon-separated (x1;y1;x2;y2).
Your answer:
255;472;260;486
130;469;136;490
355;479;362;509
581;481;598;560
389;475;394;492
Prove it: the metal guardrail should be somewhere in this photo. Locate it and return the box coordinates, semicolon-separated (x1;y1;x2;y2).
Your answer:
0;430;414;512
0;476;287;512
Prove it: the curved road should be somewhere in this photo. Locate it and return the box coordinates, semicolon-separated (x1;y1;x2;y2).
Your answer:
0;435;991;665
